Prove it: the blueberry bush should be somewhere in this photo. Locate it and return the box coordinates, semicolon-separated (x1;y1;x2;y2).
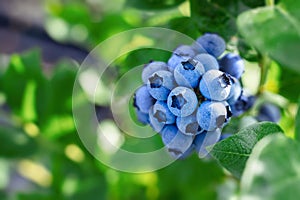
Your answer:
0;0;300;199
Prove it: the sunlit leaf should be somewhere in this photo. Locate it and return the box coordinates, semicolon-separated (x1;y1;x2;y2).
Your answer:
210;122;283;178
237;0;300;73
240;134;300;199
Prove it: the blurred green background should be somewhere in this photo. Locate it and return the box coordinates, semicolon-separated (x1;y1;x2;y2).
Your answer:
0;0;299;199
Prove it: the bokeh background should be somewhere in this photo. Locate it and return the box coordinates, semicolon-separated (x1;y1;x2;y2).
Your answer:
0;0;297;199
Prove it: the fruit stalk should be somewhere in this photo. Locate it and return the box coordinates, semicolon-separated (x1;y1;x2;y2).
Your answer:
265;0;274;6
257;55;271;95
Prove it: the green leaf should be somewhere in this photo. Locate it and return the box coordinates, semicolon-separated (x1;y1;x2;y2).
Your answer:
0;126;37;158
190;0;245;41
240;134;300;199
210;122;283;178
17;193;55;200
278;67;300;102
158;155;225;200
40;60;78;139
237;0;300;73
295;97;300;142
1;50;48;123
167;17;200;38
241;0;265;8
126;0;185;10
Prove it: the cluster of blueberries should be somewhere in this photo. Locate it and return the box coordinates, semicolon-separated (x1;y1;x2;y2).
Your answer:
133;33;255;159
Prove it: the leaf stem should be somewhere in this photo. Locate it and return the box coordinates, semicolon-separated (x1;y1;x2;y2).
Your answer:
265;0;274;6
257;55;271;95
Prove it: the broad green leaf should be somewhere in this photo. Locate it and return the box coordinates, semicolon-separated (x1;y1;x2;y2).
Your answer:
241;0;265;8
240;134;300;200
40;60;78;139
119;49;171;75
0;126;37;158
1;50;48;123
167;17;200;38
210;122;283;178
295;97;300;142
278;67;300;102
237;0;300;73
126;0;185;10
158;155;225;200
190;0;246;41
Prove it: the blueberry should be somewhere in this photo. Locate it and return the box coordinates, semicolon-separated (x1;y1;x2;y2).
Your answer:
134;85;156;113
222;101;233;126
219;53;245;79
167;45;196;71
147;70;175;101
178;144;195;160
193;129;221;158
199;70;233;101
142;61;168;84
149;107;166;133
135;109;149;125
256;103;281;123
196;33;226;58
197;101;227;131
230;92;255;116
191;42;208;54
227;77;242;105
176;114;204;136
152;101;176;124
161;125;194;158
167;87;198;117
174;58;205;88
193;53;219;72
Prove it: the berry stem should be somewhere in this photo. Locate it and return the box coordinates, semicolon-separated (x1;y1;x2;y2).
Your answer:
257;55;271;95
265;0;274;6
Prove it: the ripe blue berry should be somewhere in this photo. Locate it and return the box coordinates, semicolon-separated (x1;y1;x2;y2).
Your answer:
176;114;204;136
193;53;219;72
174;59;205;88
177;144;194;160
197;101;227;131
191;42;208;54
219;53;245;79
167;87;198;117
227;77;242;105
149;107;165;133
199;70;233;101
142;61;168;84
134;85;156;113
135;109;149;125
152;101;176;124
230;92;255;116
147;70;175;101
256;103;281;123
167;45;196;71
193;129;221;158
196;33;226;58
161;125;194;158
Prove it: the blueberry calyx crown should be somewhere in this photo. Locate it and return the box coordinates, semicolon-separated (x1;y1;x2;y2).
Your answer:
186;122;201;134
171;94;187;110
149;74;163;88
182;59;198;70
154;110;167;123
182;61;195;70
218;73;232;88
216;115;226;128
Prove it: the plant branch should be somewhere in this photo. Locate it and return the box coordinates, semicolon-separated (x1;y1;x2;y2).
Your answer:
257;55;271;95
265;0;274;6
